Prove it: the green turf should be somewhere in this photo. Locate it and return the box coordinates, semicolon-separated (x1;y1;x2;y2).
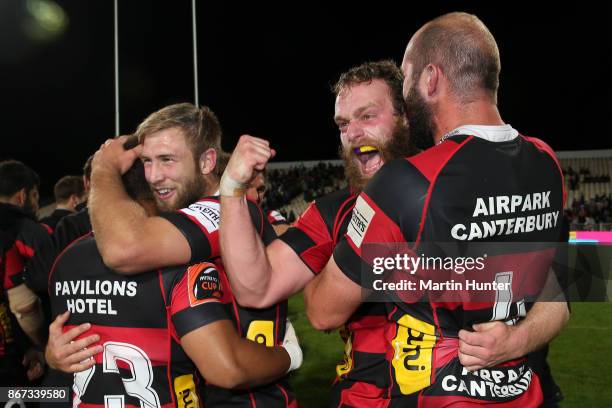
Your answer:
548;303;612;407
288;297;612;407
287;294;344;407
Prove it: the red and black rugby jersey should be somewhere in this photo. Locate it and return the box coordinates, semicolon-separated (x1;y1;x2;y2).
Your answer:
50;234;233;408
334;130;564;405
267;210;289;227
162;197;296;408
1;203;54;292
280;188;392;405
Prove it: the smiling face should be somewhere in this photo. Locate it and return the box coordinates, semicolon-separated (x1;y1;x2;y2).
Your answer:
335;79;404;190
140;127;206;211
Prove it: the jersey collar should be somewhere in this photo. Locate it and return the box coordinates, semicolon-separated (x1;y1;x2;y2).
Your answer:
439;124;519;144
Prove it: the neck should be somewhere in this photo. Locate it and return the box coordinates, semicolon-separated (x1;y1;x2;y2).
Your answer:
56;203;74;211
206;182;220;196
433;98;504;144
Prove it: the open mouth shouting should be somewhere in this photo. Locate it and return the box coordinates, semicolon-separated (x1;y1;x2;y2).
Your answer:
353;145;383;177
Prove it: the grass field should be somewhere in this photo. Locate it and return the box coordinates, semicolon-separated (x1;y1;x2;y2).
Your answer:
287;297;612;407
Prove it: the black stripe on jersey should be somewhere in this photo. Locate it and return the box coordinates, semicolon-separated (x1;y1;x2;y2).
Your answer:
172;301;232;338
80;365;170;405
363;159;429;243
278;227;316;263
160;211;212;264
333;239;375;288
314;188;354;238
247;199;277;245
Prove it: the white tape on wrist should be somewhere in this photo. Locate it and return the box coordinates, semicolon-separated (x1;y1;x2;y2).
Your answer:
219;171;249;197
282;319;303;373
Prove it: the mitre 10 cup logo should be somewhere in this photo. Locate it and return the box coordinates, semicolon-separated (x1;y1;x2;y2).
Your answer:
188;262;223;307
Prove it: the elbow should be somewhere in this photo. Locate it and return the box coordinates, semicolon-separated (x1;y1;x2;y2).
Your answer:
235;297;267;309
98;243;139;274
205;364;249;390
560;302;570;327
306;307;342;331
235;292;275;309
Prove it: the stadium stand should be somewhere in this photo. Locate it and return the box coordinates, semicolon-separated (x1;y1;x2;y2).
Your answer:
265;151;612;232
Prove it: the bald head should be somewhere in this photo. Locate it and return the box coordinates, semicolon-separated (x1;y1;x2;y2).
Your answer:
404;12;500;103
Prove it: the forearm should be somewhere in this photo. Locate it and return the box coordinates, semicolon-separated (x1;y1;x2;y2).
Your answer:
230;339;290;389
89;168;147;270
220;196;272;304
7;285;45;347
513;267;570;356
511;301;569;357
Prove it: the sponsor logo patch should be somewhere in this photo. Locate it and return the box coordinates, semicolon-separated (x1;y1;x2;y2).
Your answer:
269;210;286;223
187;262;223;307
180;201;220;234
174;374;199;408
347;196;375;248
246;320;274;347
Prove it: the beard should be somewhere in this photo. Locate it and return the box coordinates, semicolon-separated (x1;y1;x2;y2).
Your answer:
154;170;208;212
340;119;417;192
22;195;38;218
405;86;436;151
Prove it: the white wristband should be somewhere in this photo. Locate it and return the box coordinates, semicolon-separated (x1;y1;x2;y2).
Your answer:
282;319;303;373
219;171;249;197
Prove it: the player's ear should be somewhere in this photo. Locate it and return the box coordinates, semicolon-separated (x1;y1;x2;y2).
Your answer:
423;63;440;99
199;148;217;176
13;188;27;207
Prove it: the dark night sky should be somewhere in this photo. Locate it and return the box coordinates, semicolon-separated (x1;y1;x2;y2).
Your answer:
1;1;610;201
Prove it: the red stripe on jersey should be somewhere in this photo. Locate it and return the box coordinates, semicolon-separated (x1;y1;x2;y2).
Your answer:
407;138;465;183
181;212;220;257
158;271;180;343
293;202;334;273
332;195;357;246
165;302;175;408
521;135;567;207
275;383;290;407
350;320;387;354
14;239;34;258
275;303;280;346
248;392;257;408
409;137;473;248
66;325;169;367
3;245;24;289
339;381;389;407
247;198;265;236
347;193;404;261
231;298;243;336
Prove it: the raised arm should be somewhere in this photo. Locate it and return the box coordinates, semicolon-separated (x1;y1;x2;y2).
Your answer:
89;137;191;274
220;136;313;307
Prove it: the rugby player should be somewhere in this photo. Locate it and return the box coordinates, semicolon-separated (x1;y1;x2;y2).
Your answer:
303;12;568;406
48;155;301;407
47;104;299;407
219;60;416;405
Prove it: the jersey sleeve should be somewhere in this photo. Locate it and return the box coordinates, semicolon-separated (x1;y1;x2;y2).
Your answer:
246;199;277;245
279;201;333;274
159;200;221;264
333;159;428;286
267;210;289;226
169;262;233;338
12;219;55;292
